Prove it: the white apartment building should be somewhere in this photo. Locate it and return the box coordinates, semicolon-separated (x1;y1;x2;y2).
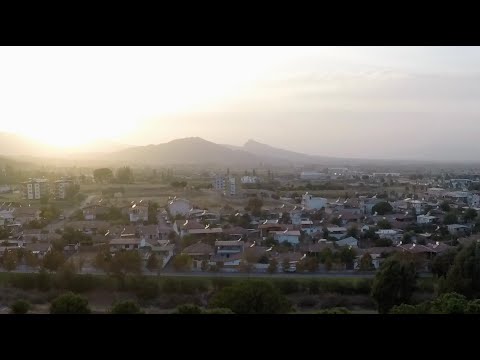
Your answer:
21;178;49;200
212;176;237;196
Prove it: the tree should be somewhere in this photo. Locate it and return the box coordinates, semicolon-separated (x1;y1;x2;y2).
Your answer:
431;249;457;278
110;250;143;279
245;197;263;217
347;226;358;238
464;208;478;222
146;253;163;273
25;251;40;268
281;258;290;272
376;219;392;229
359;253;374;271
173;254;192;272
10;300;31;314
50;292;91;314
267;258;278;274
42;251;66;271
430;292;468;314
93;168;113;184
372;201;393;215
339;247;356;269
330;217;342;226
371;256;417;314
111;300;144;314
2;249;17;271
443;212;458;225
440;201;451;212
209;280;292;314
115;166;134;184
147;202;159;224
443;241;480;297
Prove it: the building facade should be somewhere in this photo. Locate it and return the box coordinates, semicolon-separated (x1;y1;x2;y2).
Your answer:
21;178;49;200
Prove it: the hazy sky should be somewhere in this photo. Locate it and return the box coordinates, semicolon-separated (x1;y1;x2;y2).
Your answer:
1;46;480;161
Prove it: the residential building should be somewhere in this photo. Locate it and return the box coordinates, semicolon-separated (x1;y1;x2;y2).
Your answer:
241;176;259;184
417;215;437;224
167;198;191;217
212;176;237;196
327;227;348;240
336;236;358;248
468;193;480;208
376;229;402;241
272;230;301;244
129;204;149;223
109;238;141;252
181;241;215;270
447;224;471;236
301;193;327;210
215;240;244;260
21;178;49;200
53;178;74;200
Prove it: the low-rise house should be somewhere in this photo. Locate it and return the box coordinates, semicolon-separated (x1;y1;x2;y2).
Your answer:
23;229;49;242
327;227;348;240
109;237;141;252
157;224;173;239
354;247;401;270
187;228;223;237
168;198;192;217
129;204;148;223
13;207;41;225
25;242;52;258
181;241;215;270
173;219;204;238
272;230;301;245
272;252;304;272
82;205;110;221
258;222;285;238
447;224;471;236
139;224;160;241
376;229;402;241
417;215;437;224
66;221;110;236
215;240;244;260
336;236;358;248
300;220;315;235
140;239;175;268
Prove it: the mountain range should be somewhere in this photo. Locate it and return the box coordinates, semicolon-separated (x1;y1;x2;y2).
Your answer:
0;132;458;167
0;132;346;166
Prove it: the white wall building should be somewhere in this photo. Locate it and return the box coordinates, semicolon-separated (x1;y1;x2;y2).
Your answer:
168;199;192;217
417;215;437;224
241;176;258;184
301;193;327;210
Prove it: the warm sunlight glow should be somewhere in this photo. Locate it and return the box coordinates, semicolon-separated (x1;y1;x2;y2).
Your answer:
0;46;293;148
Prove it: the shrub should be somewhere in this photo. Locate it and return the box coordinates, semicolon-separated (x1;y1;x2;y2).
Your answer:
10;300;31;314
50;292;91;314
111;300;144;314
